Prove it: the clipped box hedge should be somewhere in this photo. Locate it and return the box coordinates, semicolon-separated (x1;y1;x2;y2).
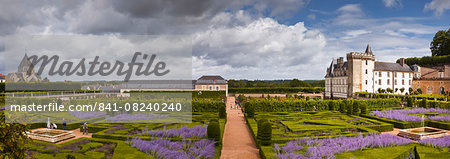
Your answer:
361;114;424;129
244;98;400;112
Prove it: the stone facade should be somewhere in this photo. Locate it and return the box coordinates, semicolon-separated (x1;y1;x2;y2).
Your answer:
325;45;414;99
412;79;450;95
411;64;450;95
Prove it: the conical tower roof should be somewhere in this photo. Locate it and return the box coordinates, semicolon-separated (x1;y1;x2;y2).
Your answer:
365;44;373;54
18;54;34;73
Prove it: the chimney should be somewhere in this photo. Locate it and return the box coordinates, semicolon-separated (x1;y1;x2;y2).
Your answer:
338;57;344;64
399;58;405;66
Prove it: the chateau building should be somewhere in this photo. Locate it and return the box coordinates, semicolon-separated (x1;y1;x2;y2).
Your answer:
7;54;42;82
412;65;450;95
193;75;227;91
325;45;414;99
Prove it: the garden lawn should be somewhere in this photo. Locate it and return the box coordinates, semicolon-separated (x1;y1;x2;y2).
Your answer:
335;143;450;159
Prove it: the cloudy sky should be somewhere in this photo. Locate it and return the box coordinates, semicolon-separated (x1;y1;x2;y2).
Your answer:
0;0;449;80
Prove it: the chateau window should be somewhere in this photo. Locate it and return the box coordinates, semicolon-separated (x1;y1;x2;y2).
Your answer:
402;80;404;85
365;80;368;85
427;87;432;94
202;85;206;90
387;79;390;85
387;72;390;77
409;80;411;85
394;72;397;78
216;86;220;91
209;86;213;90
379;79;381;85
379;72;382;77
402;73;405;78
366;60;368;65
395;80;397;85
365;69;368;74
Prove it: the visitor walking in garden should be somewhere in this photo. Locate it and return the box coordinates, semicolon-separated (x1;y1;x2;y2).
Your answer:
83;122;88;135
62;118;66;130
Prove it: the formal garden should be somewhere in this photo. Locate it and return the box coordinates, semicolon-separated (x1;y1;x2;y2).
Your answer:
1;89;450;158
241;96;450;159
0;91;228;159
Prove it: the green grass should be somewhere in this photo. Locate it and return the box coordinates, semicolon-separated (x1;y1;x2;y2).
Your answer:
336;144;450;159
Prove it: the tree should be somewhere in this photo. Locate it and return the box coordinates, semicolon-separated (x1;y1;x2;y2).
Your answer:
407;97;413;107
219;105;226;119
289;79;311;87
259;122;272;146
377;88;382;93
328;100;335;111
409;88;413;94
420;99;427;108
386;88;393;94
400;87;405;94
360;103;368;115
347;101;353;116
207;121;220;141
0;111;31;158
430;29;450;56
417;88;423;94
352;101;360;115
339;101;346;114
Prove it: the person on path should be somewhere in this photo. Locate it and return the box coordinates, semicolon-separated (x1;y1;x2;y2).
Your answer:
62;118;67;130
83;122;88;135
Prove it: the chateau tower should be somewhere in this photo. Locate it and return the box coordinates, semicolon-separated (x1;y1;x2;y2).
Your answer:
346;44;375;97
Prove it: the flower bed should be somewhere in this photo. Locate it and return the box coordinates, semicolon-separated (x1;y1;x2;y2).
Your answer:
139;125;207;139
128;138;216;159
370;108;450;122
273;133;412;159
419;135;450;148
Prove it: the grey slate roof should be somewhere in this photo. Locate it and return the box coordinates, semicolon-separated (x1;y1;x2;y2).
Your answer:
374;62;413;72
196;75;226;84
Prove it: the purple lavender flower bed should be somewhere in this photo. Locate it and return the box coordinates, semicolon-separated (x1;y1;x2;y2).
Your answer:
419;135;450;148
0;106;4;111
139;125;207;138
370;108;450;122
69;111;106;119
274;133;412;159
105;113;168;121
128;137;216;159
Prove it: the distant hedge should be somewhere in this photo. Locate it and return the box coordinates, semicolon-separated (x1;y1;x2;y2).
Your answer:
192;101;226;112
229;87;324;94
2;82;83;91
128;90;226;99
397;55;450;66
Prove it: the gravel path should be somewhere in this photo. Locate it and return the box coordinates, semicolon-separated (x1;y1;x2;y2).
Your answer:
221;96;260;159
